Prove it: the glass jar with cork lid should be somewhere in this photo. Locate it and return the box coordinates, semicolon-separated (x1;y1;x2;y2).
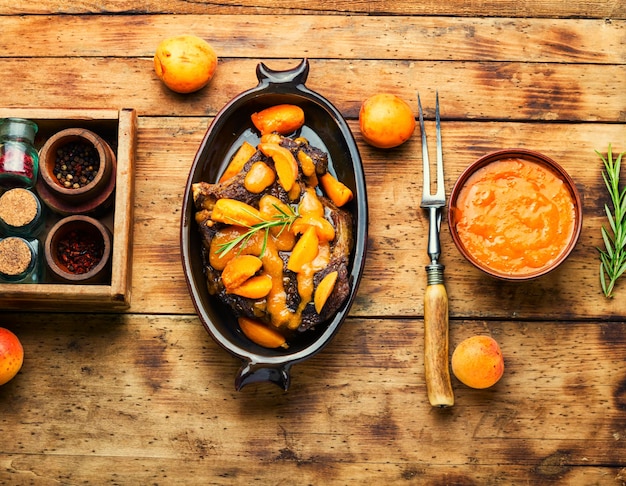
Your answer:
0;118;39;188
0;187;44;237
0;236;41;283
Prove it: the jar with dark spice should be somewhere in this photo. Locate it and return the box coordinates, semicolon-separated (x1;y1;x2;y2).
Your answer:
0;236;41;283
0;118;39;188
0;188;44;237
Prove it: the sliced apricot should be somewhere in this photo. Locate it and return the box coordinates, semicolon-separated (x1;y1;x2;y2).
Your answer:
259;143;298;192
221;254;263;291
287;226;319;273
219;141;257;182
244;161;276;193
297;150;316;177
211;198;264;227
251;104;305;135
229;274;273;299
320;172;353;207
260;133;282;144
238;317;288;349
314;271;338;313
209;227;265;270
291;215;335;243
298;187;324;218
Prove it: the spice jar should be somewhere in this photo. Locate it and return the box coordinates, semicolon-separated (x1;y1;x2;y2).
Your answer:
0;118;39;188
36;128;116;215
0;236;41;283
0;188;44;237
44;215;112;284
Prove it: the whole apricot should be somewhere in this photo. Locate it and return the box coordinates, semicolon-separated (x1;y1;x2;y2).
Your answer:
0;327;24;386
451;335;504;389
154;35;217;94
359;93;416;149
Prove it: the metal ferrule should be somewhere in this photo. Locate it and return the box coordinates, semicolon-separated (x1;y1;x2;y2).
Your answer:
426;262;445;285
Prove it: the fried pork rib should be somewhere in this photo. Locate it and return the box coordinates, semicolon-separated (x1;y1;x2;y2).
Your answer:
192;135;353;333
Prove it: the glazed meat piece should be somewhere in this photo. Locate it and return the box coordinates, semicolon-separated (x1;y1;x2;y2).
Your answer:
192;135;353;334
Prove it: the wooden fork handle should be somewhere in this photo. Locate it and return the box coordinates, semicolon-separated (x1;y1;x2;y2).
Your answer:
424;282;454;407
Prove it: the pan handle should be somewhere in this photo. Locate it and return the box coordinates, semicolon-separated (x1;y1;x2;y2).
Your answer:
256;58;309;88
235;361;292;391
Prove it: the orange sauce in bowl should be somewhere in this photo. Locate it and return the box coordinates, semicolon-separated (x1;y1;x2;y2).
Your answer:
452;157;576;277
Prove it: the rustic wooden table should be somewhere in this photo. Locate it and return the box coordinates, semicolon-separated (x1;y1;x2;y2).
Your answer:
1;1;625;484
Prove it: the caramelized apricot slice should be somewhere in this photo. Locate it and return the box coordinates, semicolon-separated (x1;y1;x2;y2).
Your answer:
287;226;319;273
259;143;298;192
298;187;324;218
297;150;316;177
219;141;257;182
291;215;335;243
211;198;264;227
238;317;288;349
221;255;263;291
314;271;338;314
244;161;276;193
230;274;273;299
251;104;305;135
320;172;354;207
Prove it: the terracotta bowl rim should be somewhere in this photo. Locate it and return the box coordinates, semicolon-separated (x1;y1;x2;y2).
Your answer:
447;148;583;281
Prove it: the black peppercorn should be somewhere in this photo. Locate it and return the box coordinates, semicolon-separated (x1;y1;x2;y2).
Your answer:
54;141;100;189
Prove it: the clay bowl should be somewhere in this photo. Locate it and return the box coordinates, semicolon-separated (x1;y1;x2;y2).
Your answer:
44;215;112;284
36;128;116;215
448;149;582;281
180;59;368;391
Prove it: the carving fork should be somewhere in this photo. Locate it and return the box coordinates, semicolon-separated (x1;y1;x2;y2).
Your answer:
418;92;454;407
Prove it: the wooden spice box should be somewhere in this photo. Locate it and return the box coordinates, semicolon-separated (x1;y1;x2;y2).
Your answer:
0;108;136;311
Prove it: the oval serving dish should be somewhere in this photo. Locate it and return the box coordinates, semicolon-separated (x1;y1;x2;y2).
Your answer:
180;59;368;391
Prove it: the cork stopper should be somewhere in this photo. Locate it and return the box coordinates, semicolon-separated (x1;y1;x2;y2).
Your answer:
0;188;39;228
0;237;33;276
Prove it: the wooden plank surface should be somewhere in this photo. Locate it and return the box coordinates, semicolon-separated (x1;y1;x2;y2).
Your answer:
1;313;625;484
0;1;624;18
0;5;625;485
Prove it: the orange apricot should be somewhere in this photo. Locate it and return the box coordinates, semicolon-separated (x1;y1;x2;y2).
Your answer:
229;274;273;299
287;226;319;273
298;187;324;218
154;35;217;94
221;255;263;291
319;172;353;207
211;198;264;227
297;150;316;177
291;215;335;243
451;335;504;389
258;143;299;192
244;161;276;193
359;93;415;148
238;317;288;349
251;104;305;135
220;141;256;182
314;271;338;313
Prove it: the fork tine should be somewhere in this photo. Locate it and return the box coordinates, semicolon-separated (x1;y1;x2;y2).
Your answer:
418;93;431;198
435;91;445;200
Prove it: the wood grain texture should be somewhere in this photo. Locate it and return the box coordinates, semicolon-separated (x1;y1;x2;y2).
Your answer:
0;1;624;18
0;15;623;64
0;5;625;485
0;314;625;484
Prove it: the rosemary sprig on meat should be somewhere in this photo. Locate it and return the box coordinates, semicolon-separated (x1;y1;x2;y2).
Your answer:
216;203;298;257
597;144;626;298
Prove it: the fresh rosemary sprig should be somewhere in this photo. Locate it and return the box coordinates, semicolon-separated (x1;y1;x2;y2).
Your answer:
598;144;626;298
216;203;298;257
